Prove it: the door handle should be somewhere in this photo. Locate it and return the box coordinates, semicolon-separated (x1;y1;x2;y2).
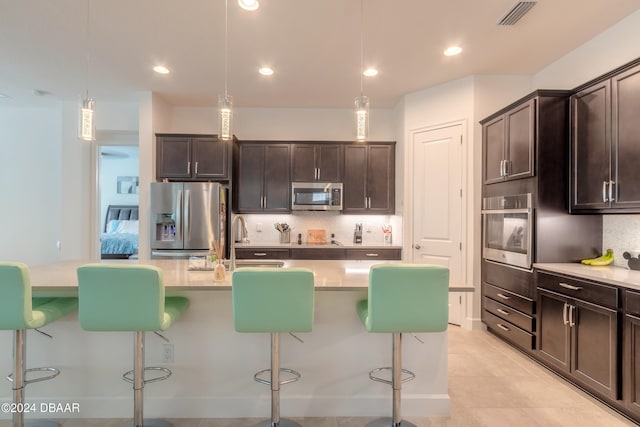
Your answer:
562;303;569;325
187;161;191;175
414;244;421;250
496;308;510;316
184;190;191;241
499;160;505;177
195;161;199;175
496;293;510;300
559;282;582;291
569;304;576;327
609;180;615;202
602;181;608;202
496;323;510;332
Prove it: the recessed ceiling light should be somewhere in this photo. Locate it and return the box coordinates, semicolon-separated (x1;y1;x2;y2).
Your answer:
259;67;274;76
0;92;13;99
238;0;259;11
444;46;462;56
363;68;378;77
153;65;170;74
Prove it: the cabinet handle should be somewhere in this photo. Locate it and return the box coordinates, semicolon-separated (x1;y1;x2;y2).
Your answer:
562;303;569;325
504;160;510;176
365;253;379;257
195;161;198;175
559;282;582;291
187;161;191;175
253;252;267;257
569;304;576;327
315;168;320;180
496;308;510;315
602;181;608;202
496;293;510;300
261;196;266;209
499;160;504;177
609;180;615;202
496;323;510;332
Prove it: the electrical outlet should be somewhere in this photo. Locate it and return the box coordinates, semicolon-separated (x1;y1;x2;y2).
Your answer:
162;343;174;363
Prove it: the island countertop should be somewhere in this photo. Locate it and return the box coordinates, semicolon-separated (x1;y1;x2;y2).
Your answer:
28;259;474;294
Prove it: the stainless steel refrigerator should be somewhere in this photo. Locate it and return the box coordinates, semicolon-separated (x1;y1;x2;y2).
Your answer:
150;182;227;257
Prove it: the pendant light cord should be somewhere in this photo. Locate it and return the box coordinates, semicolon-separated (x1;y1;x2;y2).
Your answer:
359;0;364;96
224;0;229;98
85;0;91;99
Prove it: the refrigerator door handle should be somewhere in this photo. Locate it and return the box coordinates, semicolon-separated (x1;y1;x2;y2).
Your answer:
176;190;183;241
185;190;191;242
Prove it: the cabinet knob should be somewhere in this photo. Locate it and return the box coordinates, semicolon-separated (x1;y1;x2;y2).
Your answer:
414;244;421;250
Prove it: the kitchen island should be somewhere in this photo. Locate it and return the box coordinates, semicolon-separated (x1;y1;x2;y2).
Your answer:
0;259;471;420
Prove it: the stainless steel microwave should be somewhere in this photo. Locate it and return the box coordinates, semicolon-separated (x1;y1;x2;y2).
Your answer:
291;182;343;211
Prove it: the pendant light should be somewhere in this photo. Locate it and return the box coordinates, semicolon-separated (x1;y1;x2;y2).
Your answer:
355;0;369;142
218;0;233;141
78;0;95;141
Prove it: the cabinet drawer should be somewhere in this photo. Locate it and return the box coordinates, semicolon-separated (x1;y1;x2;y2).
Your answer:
482;260;533;298
291;248;346;260
483;283;534;315
536;272;618;309
346;248;401;260
483;296;534;332
484;310;535;350
235;248;290;259
626;290;640;317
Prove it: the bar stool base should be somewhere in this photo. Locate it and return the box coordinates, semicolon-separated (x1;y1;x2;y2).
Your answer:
128;419;172;427
25;421;61;427
252;419;302;427
365;417;417;427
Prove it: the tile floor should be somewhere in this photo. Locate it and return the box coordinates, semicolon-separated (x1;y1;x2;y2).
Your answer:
1;326;636;426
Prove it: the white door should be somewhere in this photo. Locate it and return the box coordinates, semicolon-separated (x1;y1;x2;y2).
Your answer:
412;125;465;323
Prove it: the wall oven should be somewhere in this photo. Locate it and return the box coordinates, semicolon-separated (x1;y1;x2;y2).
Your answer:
482;193;533;269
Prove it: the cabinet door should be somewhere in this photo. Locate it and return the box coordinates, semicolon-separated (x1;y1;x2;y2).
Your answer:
612;64;640;209
193;137;228;180
156;136;192;179
505;99;535;180
571;81;611;210
572;299;618;399
537;289;571;374
291;144;316;182
367;145;394;213
263;144;291;212
236;144;265;212
625;313;640;418
343;145;368;212
483;115;506;184
317;144;343;182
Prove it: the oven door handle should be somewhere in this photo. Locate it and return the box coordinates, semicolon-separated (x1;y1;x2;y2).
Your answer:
481;209;532;214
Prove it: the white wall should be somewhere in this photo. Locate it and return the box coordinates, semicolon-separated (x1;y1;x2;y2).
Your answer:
0;105;63;266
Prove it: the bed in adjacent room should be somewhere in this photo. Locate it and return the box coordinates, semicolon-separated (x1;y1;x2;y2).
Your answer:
101;205;139;259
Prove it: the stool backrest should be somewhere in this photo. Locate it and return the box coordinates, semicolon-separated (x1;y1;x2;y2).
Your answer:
0;262;33;329
77;264;165;331
232;268;314;333
367;264;449;333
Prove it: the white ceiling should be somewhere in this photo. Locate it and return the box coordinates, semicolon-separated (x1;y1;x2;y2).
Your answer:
1;0;639;109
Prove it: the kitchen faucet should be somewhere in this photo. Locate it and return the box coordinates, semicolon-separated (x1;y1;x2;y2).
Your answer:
229;214;249;271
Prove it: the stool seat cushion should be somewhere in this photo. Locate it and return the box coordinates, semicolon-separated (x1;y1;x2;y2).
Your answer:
358;264;449;333
77;264;189;332
232;267;314;333
0;262;78;330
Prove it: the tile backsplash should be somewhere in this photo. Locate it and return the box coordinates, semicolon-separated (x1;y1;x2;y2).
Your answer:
233;212;403;246
603;214;640;268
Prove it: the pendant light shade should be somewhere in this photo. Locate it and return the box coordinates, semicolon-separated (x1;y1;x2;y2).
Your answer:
355;95;369;142
218;94;233;141
78;96;96;141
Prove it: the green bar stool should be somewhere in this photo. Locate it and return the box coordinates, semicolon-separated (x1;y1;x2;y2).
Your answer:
0;262;78;427
356;264;449;427
232;268;314;427
77;264;189;427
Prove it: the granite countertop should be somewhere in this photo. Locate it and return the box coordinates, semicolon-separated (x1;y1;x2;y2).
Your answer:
235;242;402;249
534;262;640;292
28;259;473;295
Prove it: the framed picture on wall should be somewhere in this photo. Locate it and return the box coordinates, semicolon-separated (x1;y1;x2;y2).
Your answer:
117;176;139;194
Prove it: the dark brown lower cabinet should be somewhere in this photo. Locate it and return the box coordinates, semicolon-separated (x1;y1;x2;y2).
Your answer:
537;283;619;400
624;290;640;419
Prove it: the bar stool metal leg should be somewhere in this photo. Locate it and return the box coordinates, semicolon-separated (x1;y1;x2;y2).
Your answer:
366;333;417;427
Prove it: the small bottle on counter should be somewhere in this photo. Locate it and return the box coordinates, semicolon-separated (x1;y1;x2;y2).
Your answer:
297;233;302;245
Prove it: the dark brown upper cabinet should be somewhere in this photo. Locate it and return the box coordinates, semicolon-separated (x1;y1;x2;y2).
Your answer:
156;134;230;181
482;99;535;184
343;143;395;214
234;142;291;213
291;143;343;182
571;60;640;212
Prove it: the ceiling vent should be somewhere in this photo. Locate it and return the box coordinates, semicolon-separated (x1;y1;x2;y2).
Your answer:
498;1;537;25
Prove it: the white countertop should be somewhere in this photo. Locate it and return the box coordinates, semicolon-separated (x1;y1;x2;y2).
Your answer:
534;262;640;292
28;259;473;294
